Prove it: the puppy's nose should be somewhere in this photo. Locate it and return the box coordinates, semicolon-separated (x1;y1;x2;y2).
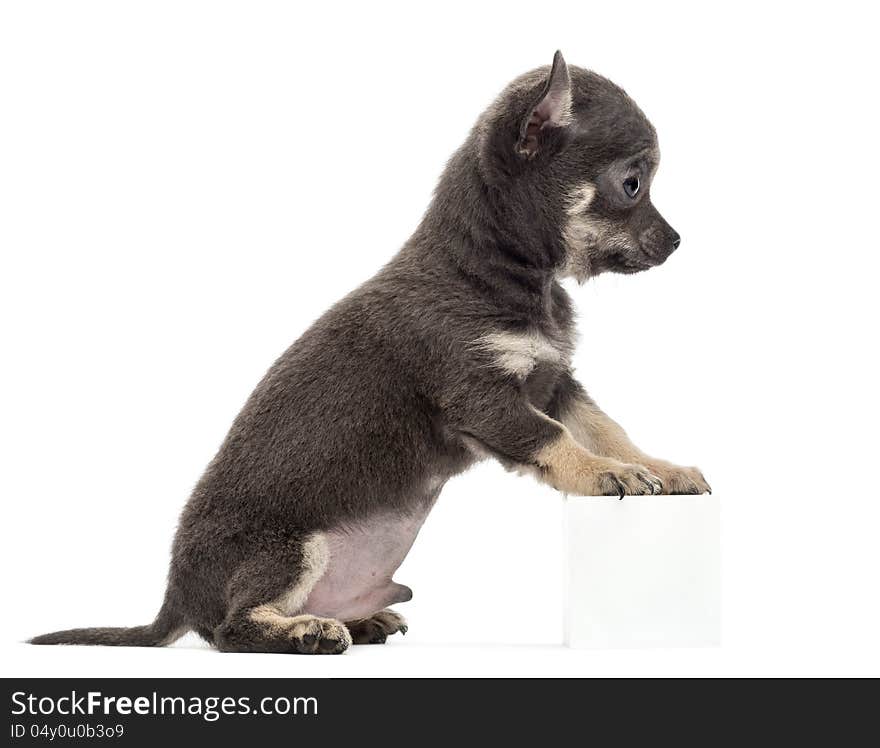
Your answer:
671;233;681;250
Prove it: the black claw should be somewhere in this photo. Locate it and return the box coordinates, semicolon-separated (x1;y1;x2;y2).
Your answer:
302;634;317;647
319;638;340;652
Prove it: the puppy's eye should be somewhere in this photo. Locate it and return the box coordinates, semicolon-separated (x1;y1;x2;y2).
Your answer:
623;176;640;199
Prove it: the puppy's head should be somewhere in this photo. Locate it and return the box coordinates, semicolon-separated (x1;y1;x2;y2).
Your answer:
476;52;680;282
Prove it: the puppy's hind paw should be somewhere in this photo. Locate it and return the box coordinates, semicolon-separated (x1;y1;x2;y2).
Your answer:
345;609;408;645
288;616;352;654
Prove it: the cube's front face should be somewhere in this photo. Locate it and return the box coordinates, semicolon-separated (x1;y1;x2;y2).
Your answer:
563;495;721;650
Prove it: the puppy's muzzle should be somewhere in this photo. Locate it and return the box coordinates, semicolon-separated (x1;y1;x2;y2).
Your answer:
643;228;680;265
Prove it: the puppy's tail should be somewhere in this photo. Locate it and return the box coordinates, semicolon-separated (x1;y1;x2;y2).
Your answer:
30;594;186;648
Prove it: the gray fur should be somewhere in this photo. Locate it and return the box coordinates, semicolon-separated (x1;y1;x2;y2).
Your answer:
31;52;694;652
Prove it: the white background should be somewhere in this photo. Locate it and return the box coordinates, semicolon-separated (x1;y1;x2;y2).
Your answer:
2;1;878;677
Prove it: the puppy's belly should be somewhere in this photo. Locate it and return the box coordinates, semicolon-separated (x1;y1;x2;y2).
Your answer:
301;502;435;621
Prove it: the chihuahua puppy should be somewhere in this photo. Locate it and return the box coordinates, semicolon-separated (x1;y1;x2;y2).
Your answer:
32;52;709;654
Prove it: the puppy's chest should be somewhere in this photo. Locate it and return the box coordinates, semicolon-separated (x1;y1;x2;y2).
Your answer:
476;324;573;405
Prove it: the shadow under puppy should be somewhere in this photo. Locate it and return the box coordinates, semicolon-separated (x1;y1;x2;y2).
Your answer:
32;52;710;654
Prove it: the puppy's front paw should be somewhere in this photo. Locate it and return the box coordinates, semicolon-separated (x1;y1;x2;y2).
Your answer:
596;463;663;498
646;462;711;494
540;448;663;497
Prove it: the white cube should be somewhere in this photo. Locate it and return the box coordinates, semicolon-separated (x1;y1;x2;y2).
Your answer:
564;494;721;649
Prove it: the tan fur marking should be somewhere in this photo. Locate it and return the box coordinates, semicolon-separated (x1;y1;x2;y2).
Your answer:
561;397;710;494
561;398;636;460
246;608;353;651
560;181;636;283
566;182;597;216
272;533;330;617
243;532;337;646
248;604;294;634
534;428;607;494
533;408;662;496
477;330;563;378
561;182;601;283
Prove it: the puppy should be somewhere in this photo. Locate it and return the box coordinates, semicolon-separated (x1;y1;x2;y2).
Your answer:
32;52;709;654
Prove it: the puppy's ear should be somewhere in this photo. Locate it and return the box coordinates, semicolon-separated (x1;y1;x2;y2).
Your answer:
516;51;572;159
